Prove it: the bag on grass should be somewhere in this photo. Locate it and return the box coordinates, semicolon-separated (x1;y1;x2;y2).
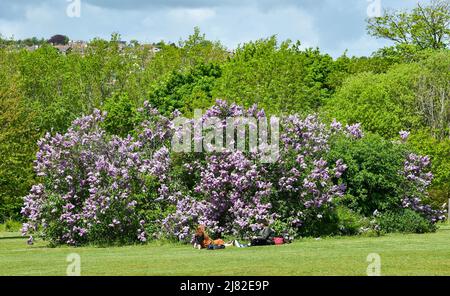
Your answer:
207;244;225;250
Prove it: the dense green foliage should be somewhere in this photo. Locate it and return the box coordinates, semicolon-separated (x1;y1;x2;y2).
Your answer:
322;64;422;138
377;209;437;234
327;134;408;216
148;62;221;116
409;131;450;206
213;37;335;115
335;206;376;236
323;51;450;203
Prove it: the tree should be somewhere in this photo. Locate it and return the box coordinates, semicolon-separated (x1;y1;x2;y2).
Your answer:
48;34;69;45
23;37;46;47
367;0;450;50
323;51;450;207
147;62;221;116
102;93;137;137
0;55;40;221
414;51;450;140
213;36;334;115
322;63;423;138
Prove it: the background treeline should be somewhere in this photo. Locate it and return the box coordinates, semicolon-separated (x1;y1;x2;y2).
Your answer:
0;1;449;223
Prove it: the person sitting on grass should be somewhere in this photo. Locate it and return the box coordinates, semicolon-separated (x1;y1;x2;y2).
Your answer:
193;225;225;249
231;220;276;248
250;220;275;246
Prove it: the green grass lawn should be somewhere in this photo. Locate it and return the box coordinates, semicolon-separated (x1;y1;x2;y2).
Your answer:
1;226;450;275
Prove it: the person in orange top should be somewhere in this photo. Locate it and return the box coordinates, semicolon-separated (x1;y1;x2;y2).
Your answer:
193;225;225;249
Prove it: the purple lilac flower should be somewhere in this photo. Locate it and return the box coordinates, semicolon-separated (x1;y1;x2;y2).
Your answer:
345;123;364;139
399;130;410;141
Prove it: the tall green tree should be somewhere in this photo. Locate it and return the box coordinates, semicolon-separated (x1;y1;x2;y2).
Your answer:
213;36;334;115
0;56;40;221
367;0;450;50
148;62;222;116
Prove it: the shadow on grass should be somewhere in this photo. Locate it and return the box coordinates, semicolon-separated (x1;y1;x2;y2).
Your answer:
0;236;24;240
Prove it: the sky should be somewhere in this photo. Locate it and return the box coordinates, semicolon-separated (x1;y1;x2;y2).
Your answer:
0;0;430;58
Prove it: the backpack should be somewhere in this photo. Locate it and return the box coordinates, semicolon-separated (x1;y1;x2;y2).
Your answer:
207;244;225;250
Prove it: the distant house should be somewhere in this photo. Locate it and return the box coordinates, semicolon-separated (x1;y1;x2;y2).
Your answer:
50;40;88;55
118;40;127;51
140;44;161;54
54;44;71;54
26;45;40;52
227;49;235;57
23;39;164;56
68;40;88;54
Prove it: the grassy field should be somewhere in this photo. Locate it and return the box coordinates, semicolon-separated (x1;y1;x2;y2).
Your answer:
1;226;450;275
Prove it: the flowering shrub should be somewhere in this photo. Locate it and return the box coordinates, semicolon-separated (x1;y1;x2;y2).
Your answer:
401;153;446;223
272;114;348;236
161;102;349;239
161;101;275;239
21;100;443;245
21;107;172;245
162;150;274;240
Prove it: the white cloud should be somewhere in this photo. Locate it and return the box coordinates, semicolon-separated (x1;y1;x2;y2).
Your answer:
168;8;216;23
188;4;319;49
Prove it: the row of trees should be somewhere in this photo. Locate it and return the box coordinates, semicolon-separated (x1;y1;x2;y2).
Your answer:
1;1;449;225
0;34;70;47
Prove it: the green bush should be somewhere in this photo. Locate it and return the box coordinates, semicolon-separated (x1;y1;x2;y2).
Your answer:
327;133;408;216
336;206;370;235
271;219;296;237
102;94;138;137
296;208;340;237
147;62;221;116
0;219;22;232
377;209;437;233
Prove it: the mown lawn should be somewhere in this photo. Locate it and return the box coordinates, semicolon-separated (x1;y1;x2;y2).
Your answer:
1;226;450;275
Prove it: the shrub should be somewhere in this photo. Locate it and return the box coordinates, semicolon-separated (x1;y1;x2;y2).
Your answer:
328;132;446;223
166;102;363;239
327;133;407;216
102;94;137;137
377;209;436;233
21;107;174;245
0;219;22;232
161;102;277;239
335;206;370;236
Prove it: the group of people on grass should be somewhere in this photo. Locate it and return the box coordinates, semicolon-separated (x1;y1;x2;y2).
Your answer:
193;220;293;250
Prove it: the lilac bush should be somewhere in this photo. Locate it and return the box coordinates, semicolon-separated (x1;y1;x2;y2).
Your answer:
21;107;172;245
273;114;348;234
401;153;446;223
162;151;274;239
21;100;444;245
161;101;275;239
161;102;349;239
